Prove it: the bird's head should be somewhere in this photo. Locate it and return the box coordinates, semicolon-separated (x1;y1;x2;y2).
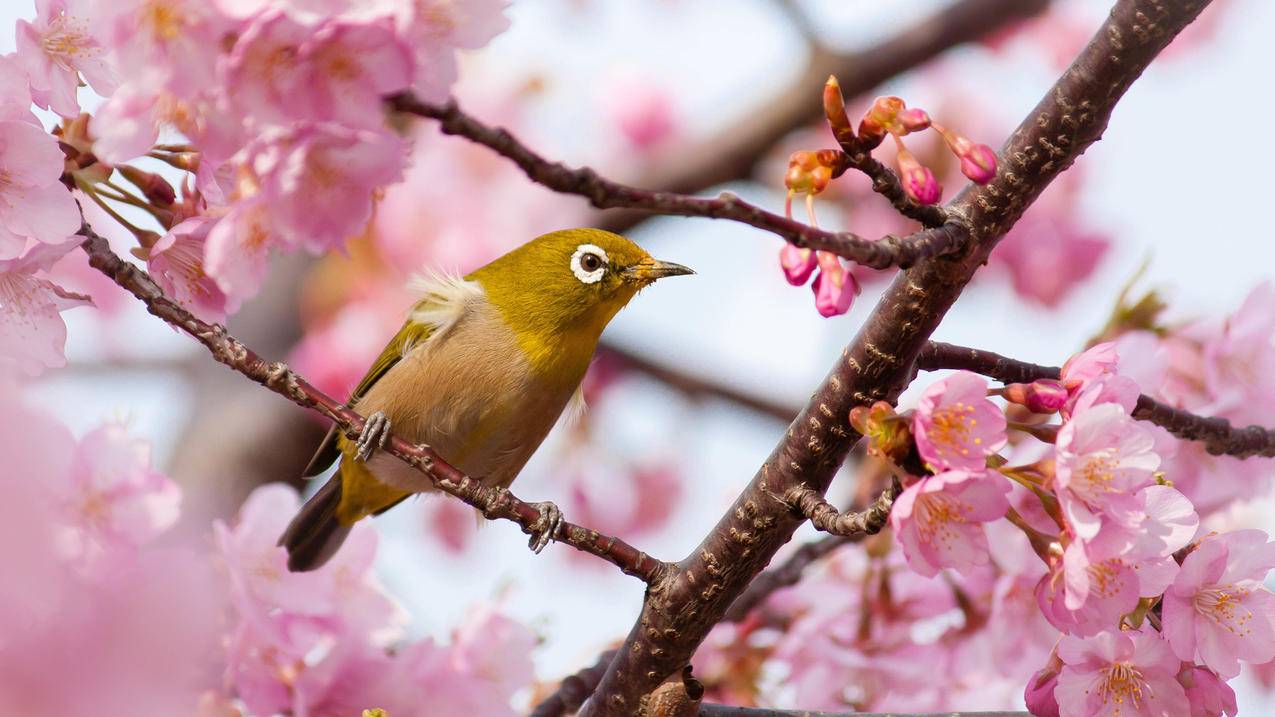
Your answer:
470;228;693;360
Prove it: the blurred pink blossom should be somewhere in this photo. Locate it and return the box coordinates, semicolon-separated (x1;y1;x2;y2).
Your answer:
0;242;91;376
148;216;229;323
891;469;1010;577
608;82;679;152
1180;664;1238;717
393;0;511;101
96;0;230;96
1054;630;1187;717
0;118;81;258
1163;530;1275;678
912;370;1007;472
14;0;116;117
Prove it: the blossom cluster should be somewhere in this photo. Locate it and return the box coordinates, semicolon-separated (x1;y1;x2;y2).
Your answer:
0;0;510;377
693;285;1275;716
0;384;538;715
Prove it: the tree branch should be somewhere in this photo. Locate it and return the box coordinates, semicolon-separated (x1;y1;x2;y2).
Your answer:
388;92;970;270
831;145;951;228
579;2;1212;714
529;650;619;717
698;709;1028;717
918;341;1275;458
721;534;852;623
77;224;669;584
785;478;900;537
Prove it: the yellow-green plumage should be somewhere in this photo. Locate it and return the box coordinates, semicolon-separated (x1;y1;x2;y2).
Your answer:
279;228;691;571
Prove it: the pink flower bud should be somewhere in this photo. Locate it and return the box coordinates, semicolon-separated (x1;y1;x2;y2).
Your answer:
1004;379;1068;413
779;245;817;286
897;107;931;134
942;131;998;184
896;147;942;204
811;252;858;317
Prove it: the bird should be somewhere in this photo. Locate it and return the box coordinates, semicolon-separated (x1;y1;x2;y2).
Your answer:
278;228;693;571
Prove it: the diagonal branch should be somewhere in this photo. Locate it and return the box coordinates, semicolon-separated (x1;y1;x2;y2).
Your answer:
77;224;669;585
579;2;1213;714
918;341;1275;458
388;92;970;271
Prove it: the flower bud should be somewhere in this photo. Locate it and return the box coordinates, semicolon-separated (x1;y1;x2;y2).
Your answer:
779;245;817;286
823;75;854;144
1004;379;1068;413
896;147;941;204
897;107;931;134
850;400;912;462
942;131;997;184
857;96;904;148
118;165;177;207
811;251;857;317
784;150;834;196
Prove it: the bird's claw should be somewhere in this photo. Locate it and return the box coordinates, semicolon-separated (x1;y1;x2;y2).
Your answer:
355;411;391;462
527;501;564;554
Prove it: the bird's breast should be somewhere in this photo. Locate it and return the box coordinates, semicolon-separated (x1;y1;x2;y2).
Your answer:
355;298;586;493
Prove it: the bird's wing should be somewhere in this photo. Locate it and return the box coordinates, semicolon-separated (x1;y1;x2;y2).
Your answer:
301;271;483;478
301;320;436;477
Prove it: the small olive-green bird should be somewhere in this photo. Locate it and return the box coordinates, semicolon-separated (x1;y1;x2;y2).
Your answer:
279;228;692;571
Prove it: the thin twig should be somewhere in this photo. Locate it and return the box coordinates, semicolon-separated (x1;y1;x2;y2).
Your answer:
918;341;1275;458
387;93;970;270
785;478;901;537
77;223;669;585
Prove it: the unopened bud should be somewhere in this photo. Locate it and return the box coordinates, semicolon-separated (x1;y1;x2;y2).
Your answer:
850;400;912;462
941;131;997;184
1004;379;1068;413
857;96;905;148
811;251;857;317
779;244;817;286
823;75;854;144
896;147;941;204
897;107;931;134
119;165;177;206
784;150;835;196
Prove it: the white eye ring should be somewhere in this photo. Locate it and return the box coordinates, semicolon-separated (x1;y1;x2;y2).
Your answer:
570;244;608;284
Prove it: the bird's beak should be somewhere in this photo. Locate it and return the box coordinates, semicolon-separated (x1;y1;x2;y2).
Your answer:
623;257;695;283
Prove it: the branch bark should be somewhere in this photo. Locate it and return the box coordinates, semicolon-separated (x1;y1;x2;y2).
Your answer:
918;341;1275;458
698;709;1028;717
78;225;669;584
579;2;1212;714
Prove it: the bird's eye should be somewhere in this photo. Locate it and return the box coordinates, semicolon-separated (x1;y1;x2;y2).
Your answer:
570;244;609;284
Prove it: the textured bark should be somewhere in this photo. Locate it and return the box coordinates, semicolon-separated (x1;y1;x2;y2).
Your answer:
579;2;1211;714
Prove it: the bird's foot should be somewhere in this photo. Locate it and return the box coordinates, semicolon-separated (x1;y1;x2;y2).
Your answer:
527;501;564;554
354;411;391;462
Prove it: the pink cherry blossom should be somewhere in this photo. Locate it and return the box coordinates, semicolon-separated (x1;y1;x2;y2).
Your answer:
1024;653;1062;717
240;122;408;251
1179;665;1238;717
608;81;679;152
1059;341;1141;417
0;242;91;376
1162;530;1275;678
0;119;81;258
89;86;161;164
226;12;413;131
779;244;817;285
54;420;181;560
148;216;228;323
204;201;276;309
810;251;857;317
1200;282;1275;425
394;0;511;101
911;370;1007;472
14;0;116;117
1054;630;1188;717
1055;402;1159;542
0;54;39;123
96;0;231;96
890;470;1010;577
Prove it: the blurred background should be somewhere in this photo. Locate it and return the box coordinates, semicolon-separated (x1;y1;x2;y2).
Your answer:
8;0;1275;712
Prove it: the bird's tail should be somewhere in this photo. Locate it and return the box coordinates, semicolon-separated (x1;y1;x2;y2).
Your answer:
278;475;351;572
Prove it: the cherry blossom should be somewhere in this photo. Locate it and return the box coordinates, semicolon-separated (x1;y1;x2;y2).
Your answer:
0;242;90;376
0;118;81;258
1054;402;1159;542
810;251;857;317
1054;630;1188;717
1179;665;1238;717
890;470;1010;577
1162;530;1275;678
147;216;228;323
912;371;1007;472
14;0;116;117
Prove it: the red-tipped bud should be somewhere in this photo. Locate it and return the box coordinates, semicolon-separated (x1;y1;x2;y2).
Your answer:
779;244;817;286
1004;379;1068;414
811;251;858;317
850;400;912;462
784;150;834;196
823;75;854;144
897;107;931;134
941;131;997;184
896;147;941;204
118;164;177;206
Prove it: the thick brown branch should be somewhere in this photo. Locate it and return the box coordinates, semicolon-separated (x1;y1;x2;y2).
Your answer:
580;2;1211;714
785;478;901;537
918;341;1275;458
78;225;668;584
388;92;970;270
